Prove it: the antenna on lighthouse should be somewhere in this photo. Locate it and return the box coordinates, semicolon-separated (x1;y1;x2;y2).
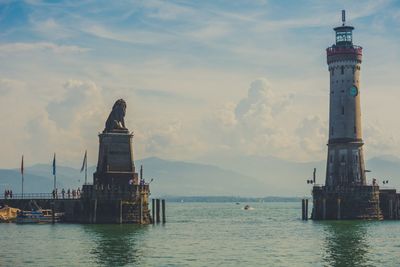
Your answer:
342;10;346;26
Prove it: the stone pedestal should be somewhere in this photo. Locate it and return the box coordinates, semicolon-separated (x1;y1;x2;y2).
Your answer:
94;131;138;187
86;130;151;224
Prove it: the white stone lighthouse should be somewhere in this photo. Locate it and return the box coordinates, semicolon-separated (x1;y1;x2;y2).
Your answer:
325;10;366;187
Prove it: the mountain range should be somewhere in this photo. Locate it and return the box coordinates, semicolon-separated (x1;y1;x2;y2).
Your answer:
0;156;399;197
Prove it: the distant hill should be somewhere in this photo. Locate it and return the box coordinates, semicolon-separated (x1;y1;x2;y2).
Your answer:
0;156;399;197
135;157;274;197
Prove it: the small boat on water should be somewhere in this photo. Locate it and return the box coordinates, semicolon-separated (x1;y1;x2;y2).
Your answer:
16;209;63;224
243;205;254;210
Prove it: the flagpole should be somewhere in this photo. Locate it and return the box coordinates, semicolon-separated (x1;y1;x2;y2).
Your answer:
21;155;24;199
53;153;56;192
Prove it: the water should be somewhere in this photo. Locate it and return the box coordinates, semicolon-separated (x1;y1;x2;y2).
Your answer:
1;202;399;266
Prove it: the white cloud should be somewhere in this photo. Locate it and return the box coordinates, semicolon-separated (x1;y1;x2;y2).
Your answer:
296;115;327;154
0;42;89;54
204;78;300;159
0;78;25;95
47;80;104;129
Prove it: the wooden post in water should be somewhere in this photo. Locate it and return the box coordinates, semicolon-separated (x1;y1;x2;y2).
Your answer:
322;198;326;220
119;200;123;224
93;199;97;223
301;199;305;220
305;199;308;220
156;198;160;223
337;198;341;220
162;199;166;223
51;202;55;224
152;198;155;224
389;199;393;219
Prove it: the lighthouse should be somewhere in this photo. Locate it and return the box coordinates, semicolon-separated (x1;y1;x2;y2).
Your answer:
325;10;366;187
311;11;384;220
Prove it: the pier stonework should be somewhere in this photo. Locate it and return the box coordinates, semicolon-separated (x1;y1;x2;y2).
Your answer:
312;11;400;220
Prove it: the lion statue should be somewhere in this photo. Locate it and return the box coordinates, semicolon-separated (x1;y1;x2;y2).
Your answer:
103;99;128;133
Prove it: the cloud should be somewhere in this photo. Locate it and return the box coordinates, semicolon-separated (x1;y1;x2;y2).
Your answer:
0;42;89;54
204;78;298;158
296;115;327;153
364;122;400;156
0;78;25;95
47;80;104;129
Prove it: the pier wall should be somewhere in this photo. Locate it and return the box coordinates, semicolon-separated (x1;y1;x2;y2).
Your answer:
0;196;151;224
312;185;400;220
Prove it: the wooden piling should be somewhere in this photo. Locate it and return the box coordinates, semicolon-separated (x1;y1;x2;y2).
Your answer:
322;198;326;220
51;202;55;224
337;198;341;220
156;198;160;223
119;200;123;224
162;199;166;223
305;199;308;220
389;199;393;219
152;198;155;224
93;199;97;223
301;199;305;220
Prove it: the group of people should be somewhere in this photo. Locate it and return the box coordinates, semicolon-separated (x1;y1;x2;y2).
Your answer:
3;190;13;199
52;188;81;199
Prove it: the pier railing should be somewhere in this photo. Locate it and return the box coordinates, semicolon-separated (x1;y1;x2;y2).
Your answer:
0;193;81;200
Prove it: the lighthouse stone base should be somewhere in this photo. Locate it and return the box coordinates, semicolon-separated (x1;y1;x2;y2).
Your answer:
312;185;382;220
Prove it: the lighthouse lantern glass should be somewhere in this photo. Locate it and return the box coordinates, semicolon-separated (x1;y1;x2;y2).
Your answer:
336;29;352;45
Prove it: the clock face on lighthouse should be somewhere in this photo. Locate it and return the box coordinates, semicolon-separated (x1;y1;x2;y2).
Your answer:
349;85;358;97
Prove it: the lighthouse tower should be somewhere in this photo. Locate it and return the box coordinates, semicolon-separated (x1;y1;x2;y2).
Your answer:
312;11;383;220
325;10;366;187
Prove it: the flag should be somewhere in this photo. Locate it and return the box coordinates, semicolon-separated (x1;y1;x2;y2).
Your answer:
80;150;87;173
21;155;24;175
52;153;56;176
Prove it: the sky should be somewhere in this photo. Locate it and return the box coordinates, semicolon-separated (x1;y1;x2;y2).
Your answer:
0;0;400;168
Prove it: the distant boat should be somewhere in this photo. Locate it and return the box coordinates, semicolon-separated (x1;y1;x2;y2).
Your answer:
243;205;255;210
236;202;240;205
16;209;63;224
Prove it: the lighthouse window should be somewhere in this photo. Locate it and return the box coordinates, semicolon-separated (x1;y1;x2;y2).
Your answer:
341;66;344;75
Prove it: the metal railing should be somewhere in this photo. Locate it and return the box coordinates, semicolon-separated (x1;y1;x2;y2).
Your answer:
1;193;81;200
326;45;362;56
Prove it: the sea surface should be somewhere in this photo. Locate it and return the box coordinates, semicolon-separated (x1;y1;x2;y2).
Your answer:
1;202;400;267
